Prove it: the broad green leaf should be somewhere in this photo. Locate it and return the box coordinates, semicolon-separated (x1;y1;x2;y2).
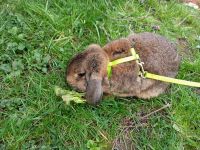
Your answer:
18;43;25;50
8;26;18;35
12;59;24;71
0;64;12;73
43;54;51;64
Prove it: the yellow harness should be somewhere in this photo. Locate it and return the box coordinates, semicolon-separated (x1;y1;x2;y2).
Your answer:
107;48;200;88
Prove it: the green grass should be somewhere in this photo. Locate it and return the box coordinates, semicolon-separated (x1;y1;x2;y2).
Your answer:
0;0;200;149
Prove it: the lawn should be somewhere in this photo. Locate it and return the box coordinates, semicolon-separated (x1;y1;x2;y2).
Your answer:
0;0;200;149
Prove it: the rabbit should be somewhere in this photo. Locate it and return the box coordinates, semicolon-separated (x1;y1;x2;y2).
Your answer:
66;32;181;105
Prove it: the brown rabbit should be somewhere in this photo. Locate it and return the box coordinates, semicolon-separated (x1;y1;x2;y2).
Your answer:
66;32;181;105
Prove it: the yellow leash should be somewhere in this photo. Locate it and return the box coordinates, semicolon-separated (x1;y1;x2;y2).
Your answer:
145;72;200;87
107;48;200;88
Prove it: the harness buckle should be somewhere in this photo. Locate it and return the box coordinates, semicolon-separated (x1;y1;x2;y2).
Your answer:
137;60;146;78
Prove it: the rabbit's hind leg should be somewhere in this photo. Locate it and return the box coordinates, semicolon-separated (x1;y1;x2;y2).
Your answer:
138;81;169;99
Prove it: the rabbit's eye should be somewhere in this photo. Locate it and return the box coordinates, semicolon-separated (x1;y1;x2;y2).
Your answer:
78;72;85;78
113;48;126;56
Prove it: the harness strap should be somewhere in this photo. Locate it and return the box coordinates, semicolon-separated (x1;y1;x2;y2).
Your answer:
107;48;139;78
107;48;200;88
145;72;200;87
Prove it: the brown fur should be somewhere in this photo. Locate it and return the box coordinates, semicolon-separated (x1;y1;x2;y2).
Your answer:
67;44;108;91
66;32;181;105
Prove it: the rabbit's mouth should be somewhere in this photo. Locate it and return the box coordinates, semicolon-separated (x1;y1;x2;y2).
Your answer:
67;78;86;92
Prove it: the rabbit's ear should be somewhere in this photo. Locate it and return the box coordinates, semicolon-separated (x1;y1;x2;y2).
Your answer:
83;45;108;105
85;72;103;105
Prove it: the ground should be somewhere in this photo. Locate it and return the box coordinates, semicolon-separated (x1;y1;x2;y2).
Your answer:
0;0;200;149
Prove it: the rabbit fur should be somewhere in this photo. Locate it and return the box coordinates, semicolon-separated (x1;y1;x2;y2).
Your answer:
66;32;181;105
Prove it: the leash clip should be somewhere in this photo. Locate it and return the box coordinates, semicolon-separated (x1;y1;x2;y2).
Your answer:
137;60;146;78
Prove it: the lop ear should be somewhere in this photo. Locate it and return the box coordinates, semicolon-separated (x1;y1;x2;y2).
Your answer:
85;72;103;106
84;44;109;105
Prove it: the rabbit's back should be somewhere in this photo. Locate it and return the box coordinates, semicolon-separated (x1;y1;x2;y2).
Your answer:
104;32;180;98
129;32;180;77
130;33;180;98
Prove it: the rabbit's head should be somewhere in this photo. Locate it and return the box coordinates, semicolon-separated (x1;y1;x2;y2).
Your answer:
66;44;109;105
